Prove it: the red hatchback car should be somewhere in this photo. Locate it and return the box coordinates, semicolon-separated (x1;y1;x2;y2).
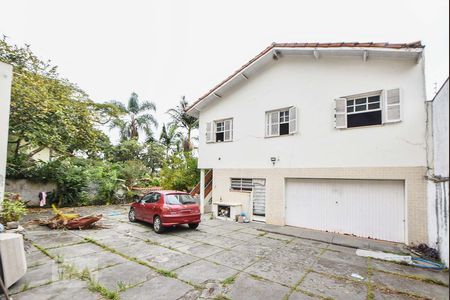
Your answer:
128;190;201;233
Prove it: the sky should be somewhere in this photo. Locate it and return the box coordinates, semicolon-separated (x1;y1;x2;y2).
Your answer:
1;0;448;143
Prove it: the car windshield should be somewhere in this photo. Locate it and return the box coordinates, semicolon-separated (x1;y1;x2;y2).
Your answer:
165;194;197;205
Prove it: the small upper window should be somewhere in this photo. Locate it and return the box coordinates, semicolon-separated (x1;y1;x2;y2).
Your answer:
215;121;225;142
206;119;233;143
335;88;401;129
266;107;297;137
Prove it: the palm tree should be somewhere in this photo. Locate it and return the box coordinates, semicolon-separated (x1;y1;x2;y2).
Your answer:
110;92;158;141
167;96;198;151
159;123;182;156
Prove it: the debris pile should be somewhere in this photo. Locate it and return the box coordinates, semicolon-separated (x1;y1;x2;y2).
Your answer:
39;205;102;230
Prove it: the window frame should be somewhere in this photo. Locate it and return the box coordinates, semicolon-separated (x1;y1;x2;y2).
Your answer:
213;118;233;143
265;107;296;137
346;93;382;116
230;178;253;192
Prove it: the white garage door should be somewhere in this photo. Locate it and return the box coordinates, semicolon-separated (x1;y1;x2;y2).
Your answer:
285;179;405;243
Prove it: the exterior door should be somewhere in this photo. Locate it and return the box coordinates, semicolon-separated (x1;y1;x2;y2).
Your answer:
137;194;153;220
252;179;266;221
285;179;405;243
143;193;160;222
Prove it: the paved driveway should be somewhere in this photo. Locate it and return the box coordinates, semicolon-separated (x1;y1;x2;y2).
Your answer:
10;205;450;300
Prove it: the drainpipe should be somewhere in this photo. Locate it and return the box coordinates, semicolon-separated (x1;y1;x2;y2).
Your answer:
200;169;205;214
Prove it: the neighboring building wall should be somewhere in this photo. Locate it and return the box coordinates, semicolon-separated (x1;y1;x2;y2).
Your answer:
0;61;13;203
5;179;57;206
213;167;427;245
198;55;427;170
427;79;449;266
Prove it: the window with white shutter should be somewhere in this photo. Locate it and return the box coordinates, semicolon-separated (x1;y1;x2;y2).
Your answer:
224;119;233;141
334;98;348;129
289;107;298;134
208;118;233;143
265;107;297;137
384;88;401;123
205;122;213;143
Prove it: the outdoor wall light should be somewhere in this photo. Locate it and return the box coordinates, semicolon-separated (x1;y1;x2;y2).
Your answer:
270;157;277;165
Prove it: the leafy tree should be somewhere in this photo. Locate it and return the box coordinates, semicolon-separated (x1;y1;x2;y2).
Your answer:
142;142;165;175
167;96;198;151
0;37;119;160
110;92;158;142
160;151;199;192
159;123;182;157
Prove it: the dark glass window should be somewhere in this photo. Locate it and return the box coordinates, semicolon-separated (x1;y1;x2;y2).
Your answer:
348;111;382;128
346;93;382;128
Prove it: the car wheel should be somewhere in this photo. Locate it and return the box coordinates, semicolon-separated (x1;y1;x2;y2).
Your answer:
188;223;199;230
128;208;136;222
153;216;164;233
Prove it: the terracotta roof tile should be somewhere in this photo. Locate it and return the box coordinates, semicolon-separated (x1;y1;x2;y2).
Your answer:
186;41;424;113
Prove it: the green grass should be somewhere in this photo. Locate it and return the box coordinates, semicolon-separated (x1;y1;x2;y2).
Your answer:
222;275;237;285
88;281;120;300
366;258;375;300
214;295;231;300
33;242;121;299
375;268;449;287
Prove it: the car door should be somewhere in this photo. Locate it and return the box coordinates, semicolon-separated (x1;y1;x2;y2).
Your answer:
136;194;152;220
145;193;161;223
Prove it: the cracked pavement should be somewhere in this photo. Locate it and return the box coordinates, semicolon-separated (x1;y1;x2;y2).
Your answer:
9;205;450;300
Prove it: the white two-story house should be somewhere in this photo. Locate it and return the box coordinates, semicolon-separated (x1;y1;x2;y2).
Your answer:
187;42;428;246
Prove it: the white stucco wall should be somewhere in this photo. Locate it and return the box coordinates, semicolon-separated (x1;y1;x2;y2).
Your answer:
427;79;449;266
0;61;13;204
197;55;427;169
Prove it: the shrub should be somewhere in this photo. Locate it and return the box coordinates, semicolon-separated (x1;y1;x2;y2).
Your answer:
1;193;28;224
160;152;199;191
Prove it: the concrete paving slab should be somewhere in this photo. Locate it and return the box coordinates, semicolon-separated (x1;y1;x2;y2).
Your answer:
157;236;200;249
119;275;194;300
253;236;289;248
113;240;159;258
142;247;199;271
99;235;142;249
245;255;310;286
371;270;450;300
197;235;243;249
63;250;128;271
200;219;230;227
113;222;152;233
12;279;97;300
91;261;158;291
226;273;290;300
289;290;319;299
370;259;450;286
175;260;237;285
313;256;369;281
235;227;262;236
221;230;260;242
299;272;367;299
231;243;275;258
47;242;101;259
372;287;421;300
207;248;260;270
28;231;84;248
25;250;53;268
177;242;225;258
321;248;369;268
216;223;247;232
9;261;60;294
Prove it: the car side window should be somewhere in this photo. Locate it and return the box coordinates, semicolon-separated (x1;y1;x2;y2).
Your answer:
142;193;153;203
151;193;161;203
